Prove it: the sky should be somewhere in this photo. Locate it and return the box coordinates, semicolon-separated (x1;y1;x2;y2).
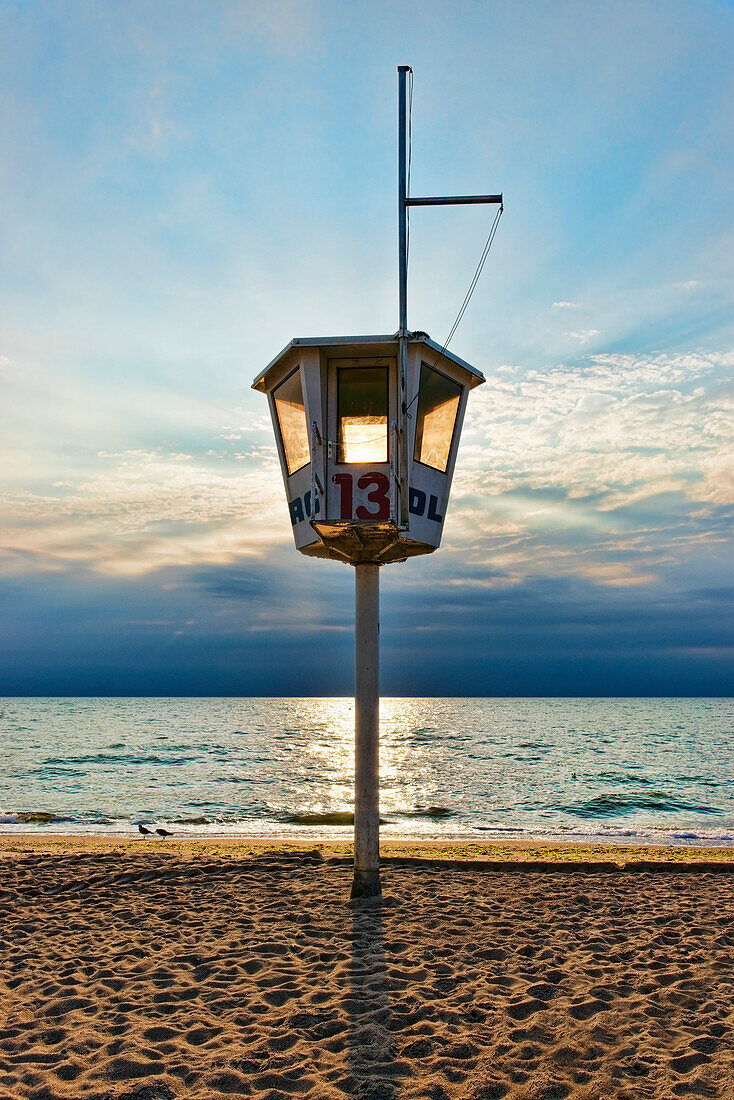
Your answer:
1;0;732;696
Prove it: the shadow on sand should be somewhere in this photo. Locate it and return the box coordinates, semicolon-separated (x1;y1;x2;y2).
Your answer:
345;898;399;1099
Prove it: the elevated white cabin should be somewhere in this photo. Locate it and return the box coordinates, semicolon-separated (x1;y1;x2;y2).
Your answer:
252;333;484;564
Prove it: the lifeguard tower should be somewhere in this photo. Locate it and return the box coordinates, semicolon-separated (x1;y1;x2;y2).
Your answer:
253;67;502;897
251;332;484;562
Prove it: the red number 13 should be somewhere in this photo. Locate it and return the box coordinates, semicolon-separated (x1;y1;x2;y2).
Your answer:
332;472;391;521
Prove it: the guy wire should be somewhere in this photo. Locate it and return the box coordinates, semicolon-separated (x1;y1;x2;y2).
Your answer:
443;202;503;351
405;201;504;419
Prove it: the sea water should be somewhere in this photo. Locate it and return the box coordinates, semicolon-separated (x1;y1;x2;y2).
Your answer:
0;698;732;847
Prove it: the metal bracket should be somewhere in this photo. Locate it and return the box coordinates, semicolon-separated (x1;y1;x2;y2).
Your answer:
406;194;503;207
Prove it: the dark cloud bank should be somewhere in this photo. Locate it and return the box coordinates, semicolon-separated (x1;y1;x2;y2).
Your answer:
1;555;732;697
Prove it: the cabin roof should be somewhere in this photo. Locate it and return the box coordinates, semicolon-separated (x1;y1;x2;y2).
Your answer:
252;332;485;392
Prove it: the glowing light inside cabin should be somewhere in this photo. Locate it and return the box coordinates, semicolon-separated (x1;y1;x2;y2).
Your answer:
413;363;462;472
274;368;310;475
337;366;388;463
340;417;388;463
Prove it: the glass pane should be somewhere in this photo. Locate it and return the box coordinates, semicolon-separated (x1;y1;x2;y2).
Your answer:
413;363;462;472
274;368;310;475
338;367;388;463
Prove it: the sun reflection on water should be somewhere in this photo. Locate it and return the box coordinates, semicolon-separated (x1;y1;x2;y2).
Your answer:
283;698;438;820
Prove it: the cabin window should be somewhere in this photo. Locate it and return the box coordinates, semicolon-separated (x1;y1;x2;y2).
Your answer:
274;367;310;475
413;363;462;473
337;366;388;463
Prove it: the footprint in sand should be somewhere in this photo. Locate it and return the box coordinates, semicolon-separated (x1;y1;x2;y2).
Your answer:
689;1036;719;1054
185;1026;222;1047
142;1026;177;1043
506;998;546;1021
524;982;559;1002
568;998;608;1020
669;1050;711;1074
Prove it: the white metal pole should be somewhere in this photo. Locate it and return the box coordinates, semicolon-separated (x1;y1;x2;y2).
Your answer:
352;562;381;898
397;65;410;527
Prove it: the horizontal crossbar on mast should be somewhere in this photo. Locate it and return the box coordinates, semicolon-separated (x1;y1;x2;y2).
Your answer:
405;194;503;207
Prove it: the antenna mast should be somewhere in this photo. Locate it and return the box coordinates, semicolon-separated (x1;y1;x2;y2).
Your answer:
396;65;503;520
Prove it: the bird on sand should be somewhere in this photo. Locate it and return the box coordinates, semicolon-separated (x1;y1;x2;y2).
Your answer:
155;827;172;837
138;823;152;835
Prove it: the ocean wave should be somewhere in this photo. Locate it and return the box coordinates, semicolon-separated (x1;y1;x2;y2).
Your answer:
558;792;724;819
596;772;657;786
402;727;439;742
11;811;70;824
280;806;458;825
26;766;87;778
4;810;119;825
1;813;732;847
281;811;395;826
282;812;353;826
41;752;194;767
391;806;456;819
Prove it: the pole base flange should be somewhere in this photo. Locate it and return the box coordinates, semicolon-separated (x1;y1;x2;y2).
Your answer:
350;869;382;899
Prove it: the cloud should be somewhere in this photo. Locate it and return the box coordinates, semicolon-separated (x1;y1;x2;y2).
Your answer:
458;349;734;504
565;329;601;342
553;301;580;309
2;348;731;596
226;0;320;57
439;348;734;587
1;556;731;696
0;441;290;576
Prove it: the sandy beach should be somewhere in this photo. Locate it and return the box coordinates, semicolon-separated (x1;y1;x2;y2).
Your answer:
1;838;732;1100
